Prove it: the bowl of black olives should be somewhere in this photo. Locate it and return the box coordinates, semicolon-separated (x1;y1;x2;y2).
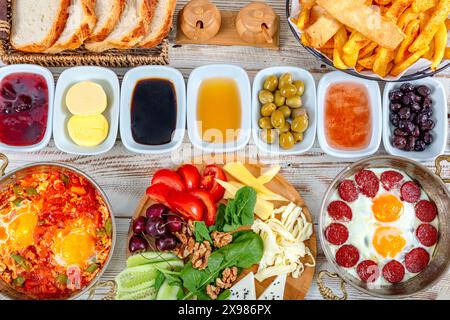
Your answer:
383;79;447;162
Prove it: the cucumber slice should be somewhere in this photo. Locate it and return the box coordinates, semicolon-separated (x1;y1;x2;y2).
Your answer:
156;279;182;300
127;252;179;268
116;287;157;300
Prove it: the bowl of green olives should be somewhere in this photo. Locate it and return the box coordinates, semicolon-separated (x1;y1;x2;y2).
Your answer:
252;67;316;155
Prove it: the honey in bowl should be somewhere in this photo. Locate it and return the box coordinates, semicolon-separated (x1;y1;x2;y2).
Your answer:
324;82;372;150
197;78;242;143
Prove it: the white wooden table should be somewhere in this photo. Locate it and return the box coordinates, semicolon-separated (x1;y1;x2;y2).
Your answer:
2;0;449;300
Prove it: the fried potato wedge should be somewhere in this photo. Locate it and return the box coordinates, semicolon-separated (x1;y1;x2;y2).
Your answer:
412;0;437;13
431;23;447;70
395;19;420;64
333;27;349;69
391;47;429;76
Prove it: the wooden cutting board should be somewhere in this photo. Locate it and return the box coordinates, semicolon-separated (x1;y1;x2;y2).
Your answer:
127;161;317;300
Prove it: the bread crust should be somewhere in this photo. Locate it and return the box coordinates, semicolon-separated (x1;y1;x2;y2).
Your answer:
46;0;97;53
11;0;71;52
139;0;176;48
87;0;126;42
86;0;157;52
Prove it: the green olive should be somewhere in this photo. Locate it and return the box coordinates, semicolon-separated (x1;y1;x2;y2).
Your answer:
261;129;277;144
270;110;285;129
279;132;295;150
294;80;305;96
292;132;304;143
260;102;277;117
278;105;291;118
291;115;309;133
286;96;303;108
274;90;286;107
291;108;308;119
259;117;273;129
278;73;293;89
258;90;274;104
280;84;298;98
280;122;291;133
263;75;278;92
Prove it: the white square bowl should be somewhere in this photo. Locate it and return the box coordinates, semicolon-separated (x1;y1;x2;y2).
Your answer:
120;66;186;154
383;78;447;162
53;67;120;155
187;64;251;153
0;64;54;153
252;66;317;155
317;71;382;159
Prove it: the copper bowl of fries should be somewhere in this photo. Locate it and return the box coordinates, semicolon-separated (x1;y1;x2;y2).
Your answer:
286;0;450;82
318;155;450;299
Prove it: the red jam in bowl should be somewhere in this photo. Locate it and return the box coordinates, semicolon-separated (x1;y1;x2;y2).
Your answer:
0;73;49;146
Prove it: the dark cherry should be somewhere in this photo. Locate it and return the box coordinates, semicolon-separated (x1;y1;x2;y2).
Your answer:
398;107;411;120
129;235;149;253
416;85;431;97
390;103;402;113
389;89;403;102
146;203;167;219
156;234;178;251
392;136;407;150
166;215;183;233
145;217;167;238
132;216;148;234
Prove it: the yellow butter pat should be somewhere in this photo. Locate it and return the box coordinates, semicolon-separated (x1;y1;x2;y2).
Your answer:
66;81;107;115
68;114;109;147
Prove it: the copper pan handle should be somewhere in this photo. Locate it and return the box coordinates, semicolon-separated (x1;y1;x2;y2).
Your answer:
435;155;450;184
87;280;116;300
317;270;348;300
0;153;8;177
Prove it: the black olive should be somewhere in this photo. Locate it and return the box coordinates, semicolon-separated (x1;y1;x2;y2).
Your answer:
394;128;409;137
422;97;432;108
420;120;435;131
390;103;402;113
422;132;433;145
390;113;400;126
389;89;403;102
414;140;426;152
410;102;421;112
398;107;411;120
416;85;431;97
392;136;407;150
400;83;415;93
405;136;416;151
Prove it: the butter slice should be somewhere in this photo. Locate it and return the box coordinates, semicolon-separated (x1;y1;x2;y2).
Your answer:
68;114;109;147
66;81;107;115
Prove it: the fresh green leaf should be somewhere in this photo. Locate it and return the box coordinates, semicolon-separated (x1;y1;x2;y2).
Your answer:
218;289;230;300
13;185;21;196
61;174;69;185
25;187;38;196
177;287;185;300
11;254;31;270
13;276;25;287
56;274;68;285
105;218;112;236
154;271;166;292
193;221;213;244
12;198;24;207
221;187;257;232
214;204;226;231
86;263;99;273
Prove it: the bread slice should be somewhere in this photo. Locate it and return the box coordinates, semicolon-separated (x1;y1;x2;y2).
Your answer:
46;0;97;53
88;0;126;42
139;0;176;48
85;0;156;52
11;0;70;52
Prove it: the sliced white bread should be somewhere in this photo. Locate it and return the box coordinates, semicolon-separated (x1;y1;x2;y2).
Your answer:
88;0;126;42
85;0;156;52
46;0;97;53
139;0;176;48
11;0;71;52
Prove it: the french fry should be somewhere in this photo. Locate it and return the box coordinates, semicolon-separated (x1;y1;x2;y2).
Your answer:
322;38;335;49
397;7;419;31
375;0;392;4
333;27;349;69
373;48;396;77
395;19;420;64
391;47;429;76
297;7;311;30
342;32;371;67
431;23;447;70
412;0;437;13
409;0;450;53
301;0;317;10
358;53;377;69
419;11;432;31
423;39;436;60
445;47;450;59
360;42;379;58
385;0;415;22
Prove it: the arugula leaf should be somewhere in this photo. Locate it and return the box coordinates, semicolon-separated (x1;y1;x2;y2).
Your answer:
218;289;230;300
193;221;213;244
214;204;226;231
154;271;166;292
222;187;257;232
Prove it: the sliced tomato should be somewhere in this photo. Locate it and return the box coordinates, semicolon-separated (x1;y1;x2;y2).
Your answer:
146;183;204;221
191;190;217;226
200;165;227;202
151;169;186;192
177;164;201;191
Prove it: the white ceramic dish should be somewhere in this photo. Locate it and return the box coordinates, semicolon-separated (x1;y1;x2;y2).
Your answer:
317;71;382;159
0;64;54;153
120;66;186;154
383;78;447;162
53;67;120;155
252;66;316;155
187;64;251;153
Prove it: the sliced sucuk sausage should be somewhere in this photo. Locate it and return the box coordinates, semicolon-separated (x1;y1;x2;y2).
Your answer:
355;170;380;198
405;247;430;273
400;181;421;203
357;260;380;283
325;223;349;245
327;201;353;222
335;245;360;268
382;260;405;283
415;200;437;222
416;224;438;247
380;170;404;191
338;180;359;202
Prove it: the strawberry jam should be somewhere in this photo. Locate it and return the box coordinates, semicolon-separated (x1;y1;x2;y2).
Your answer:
0;73;48;146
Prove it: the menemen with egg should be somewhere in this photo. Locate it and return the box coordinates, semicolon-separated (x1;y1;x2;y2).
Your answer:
0;169;112;299
324;168;438;285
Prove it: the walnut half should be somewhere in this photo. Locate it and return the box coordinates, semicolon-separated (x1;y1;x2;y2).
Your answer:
211;231;233;248
206;284;221;300
191;241;211;270
216;267;238;289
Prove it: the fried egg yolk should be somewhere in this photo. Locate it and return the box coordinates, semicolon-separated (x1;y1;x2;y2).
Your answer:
54;229;95;267
372;226;406;258
372;194;404;222
8;212;37;249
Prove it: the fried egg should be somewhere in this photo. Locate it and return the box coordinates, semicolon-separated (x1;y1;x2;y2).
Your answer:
325;168;438;286
53;227;96;268
1;203;38;250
